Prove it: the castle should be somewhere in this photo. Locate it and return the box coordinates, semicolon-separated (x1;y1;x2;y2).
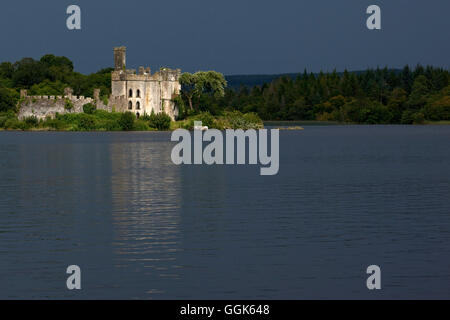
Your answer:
18;47;181;120
110;47;181;119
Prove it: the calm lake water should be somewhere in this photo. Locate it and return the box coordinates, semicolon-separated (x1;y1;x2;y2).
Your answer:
0;126;449;299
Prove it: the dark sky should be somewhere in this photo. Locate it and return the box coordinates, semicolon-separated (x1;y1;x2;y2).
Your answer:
0;0;448;75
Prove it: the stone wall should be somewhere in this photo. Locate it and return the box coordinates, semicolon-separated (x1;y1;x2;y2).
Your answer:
18;89;111;120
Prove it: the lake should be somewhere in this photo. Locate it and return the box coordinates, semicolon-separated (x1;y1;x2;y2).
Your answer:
0;125;449;299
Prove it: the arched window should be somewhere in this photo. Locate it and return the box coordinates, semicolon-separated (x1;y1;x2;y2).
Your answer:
136;101;140;110
129;89;133;97
136;112;140;119
137;89;141;98
128;101;132;110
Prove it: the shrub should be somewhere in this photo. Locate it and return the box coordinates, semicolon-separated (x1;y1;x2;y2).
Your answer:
412;112;425;124
4;117;22;129
133;119;151;131
401;110;425;124
0;111;16;128
401;110;415;124
217;111;264;130
148;112;171;130
42;118;61;130
242;112;264;129
64;98;73;110
195;112;215;128
77;114;96;130
83;103;96;114
103;120;122;131
119;112;135;131
24;116;39;127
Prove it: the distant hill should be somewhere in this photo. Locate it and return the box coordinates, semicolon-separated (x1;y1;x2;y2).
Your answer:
225;69;402;89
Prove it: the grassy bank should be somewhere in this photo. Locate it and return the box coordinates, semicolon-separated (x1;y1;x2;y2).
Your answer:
425;120;450;125
264;120;339;127
172;111;263;130
0;110;264;131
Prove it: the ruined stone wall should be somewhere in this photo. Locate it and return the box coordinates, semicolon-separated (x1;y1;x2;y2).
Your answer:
18;90;111;120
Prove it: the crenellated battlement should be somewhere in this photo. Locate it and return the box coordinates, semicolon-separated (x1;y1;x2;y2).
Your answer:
111;67;181;82
17;88;109;120
25;95;91;101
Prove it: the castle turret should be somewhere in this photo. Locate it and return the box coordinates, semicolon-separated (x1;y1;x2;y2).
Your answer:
114;47;126;71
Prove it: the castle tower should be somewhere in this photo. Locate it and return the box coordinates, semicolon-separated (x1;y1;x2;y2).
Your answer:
114;47;126;71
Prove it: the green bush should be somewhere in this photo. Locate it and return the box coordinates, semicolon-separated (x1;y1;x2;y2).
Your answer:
64;98;73;110
77;114;96;130
133;119;151;131
83;103;96;114
24;116;39;127
148;112;171;130
42;118;62;130
242;112;264;129
401;110;425;124
103;120;122;131
195;112;215;128
101;96;109;106
119;112;135;131
0;111;16;128
4;117;22;129
0;115;7;128
217;111;264;129
401;110;415;124
412;112;425;124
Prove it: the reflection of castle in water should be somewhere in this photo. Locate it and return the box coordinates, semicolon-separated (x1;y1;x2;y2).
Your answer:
107;136;229;296
108;136;183;282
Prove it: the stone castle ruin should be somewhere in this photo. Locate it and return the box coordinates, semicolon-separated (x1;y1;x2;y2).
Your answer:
18;47;181;120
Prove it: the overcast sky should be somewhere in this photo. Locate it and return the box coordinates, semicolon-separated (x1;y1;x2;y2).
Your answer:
0;0;448;75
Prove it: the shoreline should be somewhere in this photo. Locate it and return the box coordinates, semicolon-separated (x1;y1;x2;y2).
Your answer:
2;122;450;132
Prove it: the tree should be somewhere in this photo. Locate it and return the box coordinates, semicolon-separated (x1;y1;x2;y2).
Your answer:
387;87;407;123
118;112;135;131
423;86;450;120
30;80;68;96
179;73;196;110
40;54;74;72
0;62;14;79
408;75;430;109
12;58;47;88
179;71;227;110
0;87;18;112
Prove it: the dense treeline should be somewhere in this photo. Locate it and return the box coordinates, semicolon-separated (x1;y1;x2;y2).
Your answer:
0;54;111;113
193;66;450;124
1;53;449;124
